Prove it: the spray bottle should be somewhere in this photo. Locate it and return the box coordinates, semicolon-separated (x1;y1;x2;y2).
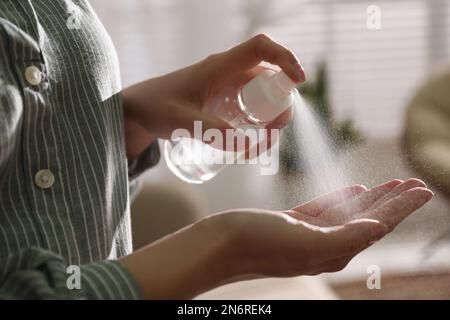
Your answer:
164;69;298;183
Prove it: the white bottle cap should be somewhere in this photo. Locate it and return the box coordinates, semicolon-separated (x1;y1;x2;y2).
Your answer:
270;70;298;99
241;70;297;123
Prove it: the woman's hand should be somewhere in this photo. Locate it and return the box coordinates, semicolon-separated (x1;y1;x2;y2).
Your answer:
220;179;432;279
120;179;433;299
122;34;305;160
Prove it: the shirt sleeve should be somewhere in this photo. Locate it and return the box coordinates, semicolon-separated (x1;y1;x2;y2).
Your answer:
128;140;161;181
0;247;142;300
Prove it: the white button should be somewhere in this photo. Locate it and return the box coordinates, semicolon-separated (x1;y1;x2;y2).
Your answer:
34;169;55;189
25;66;43;86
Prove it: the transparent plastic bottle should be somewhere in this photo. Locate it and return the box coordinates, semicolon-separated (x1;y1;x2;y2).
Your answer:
164;69;298;184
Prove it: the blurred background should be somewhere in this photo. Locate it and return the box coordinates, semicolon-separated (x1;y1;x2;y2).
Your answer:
91;0;450;299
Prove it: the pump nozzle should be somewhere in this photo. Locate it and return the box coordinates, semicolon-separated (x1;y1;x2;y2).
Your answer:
240;69;298;123
269;70;298;99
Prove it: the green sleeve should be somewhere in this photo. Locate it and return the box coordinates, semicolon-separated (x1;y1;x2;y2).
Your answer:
0;247;142;300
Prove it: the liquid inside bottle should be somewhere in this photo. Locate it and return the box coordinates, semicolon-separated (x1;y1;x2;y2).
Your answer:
164;70;297;184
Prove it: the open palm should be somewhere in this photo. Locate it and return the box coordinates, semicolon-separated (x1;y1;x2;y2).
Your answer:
221;178;433;279
285;178;431;231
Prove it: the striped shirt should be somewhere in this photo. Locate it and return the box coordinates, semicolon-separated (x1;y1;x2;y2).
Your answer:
0;0;159;299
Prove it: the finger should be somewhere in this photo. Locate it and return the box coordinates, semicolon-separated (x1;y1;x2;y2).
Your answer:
368;178;428;210
316;218;388;259
323;179;403;220
289;185;368;217
364;187;433;231
211;34;305;84
228;65;274;90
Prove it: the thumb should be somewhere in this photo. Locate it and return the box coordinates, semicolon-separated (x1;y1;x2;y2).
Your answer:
320;219;388;258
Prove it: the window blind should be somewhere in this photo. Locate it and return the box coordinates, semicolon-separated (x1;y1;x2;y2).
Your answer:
247;0;450;138
92;0;450;139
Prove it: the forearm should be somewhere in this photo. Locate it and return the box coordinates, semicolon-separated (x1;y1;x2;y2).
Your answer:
121;64;199;137
0;216;234;300
121;77;163;162
119;215;237;299
121;72;187;161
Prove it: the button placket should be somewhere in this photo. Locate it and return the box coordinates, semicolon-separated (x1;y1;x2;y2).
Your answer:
25;65;43;86
34;169;55;189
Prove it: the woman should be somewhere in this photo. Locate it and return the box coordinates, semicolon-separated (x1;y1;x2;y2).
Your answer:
0;1;433;299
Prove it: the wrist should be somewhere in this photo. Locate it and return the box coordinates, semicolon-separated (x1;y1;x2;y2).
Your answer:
189;214;244;290
205;212;257;284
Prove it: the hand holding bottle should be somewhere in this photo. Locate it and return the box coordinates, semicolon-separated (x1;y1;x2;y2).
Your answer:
122;34;305;161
